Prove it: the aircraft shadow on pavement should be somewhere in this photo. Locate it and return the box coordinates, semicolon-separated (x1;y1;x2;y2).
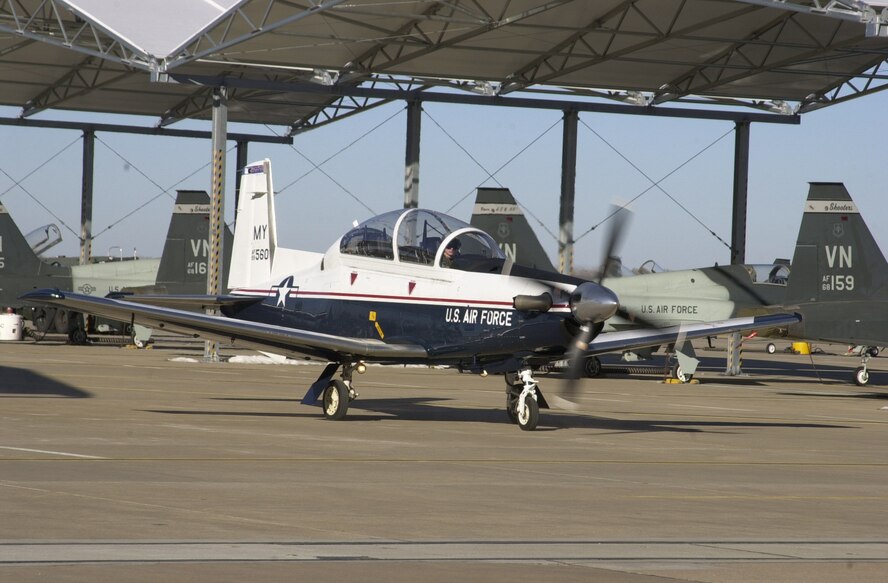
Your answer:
140;396;851;433
0;365;91;398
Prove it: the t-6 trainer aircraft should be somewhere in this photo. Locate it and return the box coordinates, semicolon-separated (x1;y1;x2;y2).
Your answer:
22;160;799;430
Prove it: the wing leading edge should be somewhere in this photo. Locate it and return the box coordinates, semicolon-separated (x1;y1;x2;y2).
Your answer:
20;289;428;362
586;312;802;355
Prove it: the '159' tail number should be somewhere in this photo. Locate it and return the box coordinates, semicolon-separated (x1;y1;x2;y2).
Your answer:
822;274;854;291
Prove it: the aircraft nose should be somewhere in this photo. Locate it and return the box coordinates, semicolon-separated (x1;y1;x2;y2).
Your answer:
569;282;620;323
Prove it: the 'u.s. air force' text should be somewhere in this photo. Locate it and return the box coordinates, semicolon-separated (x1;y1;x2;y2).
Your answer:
640;304;699;315
445;307;513;326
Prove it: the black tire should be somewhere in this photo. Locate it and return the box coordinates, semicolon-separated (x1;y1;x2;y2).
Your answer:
583;356;602;378
515;394;539;431
323;380;350;420
672;363;692;383
766;343;777;354
854;366;870;387
68;328;88;345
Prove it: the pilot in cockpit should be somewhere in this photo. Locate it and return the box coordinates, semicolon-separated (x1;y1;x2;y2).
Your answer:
441;238;461;268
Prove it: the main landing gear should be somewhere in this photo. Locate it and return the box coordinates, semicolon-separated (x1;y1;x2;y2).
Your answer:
854;346;879;386
314;362;361;421
504;368;543;431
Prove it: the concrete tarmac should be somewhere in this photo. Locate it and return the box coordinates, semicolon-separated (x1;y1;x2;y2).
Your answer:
0;337;886;582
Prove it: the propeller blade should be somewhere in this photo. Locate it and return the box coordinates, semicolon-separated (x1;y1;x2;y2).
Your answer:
598;206;631;284
550;322;596;410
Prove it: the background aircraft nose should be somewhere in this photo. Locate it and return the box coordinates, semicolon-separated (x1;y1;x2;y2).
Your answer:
570;282;619;323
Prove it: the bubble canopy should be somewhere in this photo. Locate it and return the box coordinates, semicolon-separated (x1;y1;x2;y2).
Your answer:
339;208;504;268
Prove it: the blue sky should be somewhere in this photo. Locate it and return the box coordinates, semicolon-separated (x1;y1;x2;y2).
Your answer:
0;90;885;271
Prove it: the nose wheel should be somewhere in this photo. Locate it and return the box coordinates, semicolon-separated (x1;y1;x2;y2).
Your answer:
504;368;540;431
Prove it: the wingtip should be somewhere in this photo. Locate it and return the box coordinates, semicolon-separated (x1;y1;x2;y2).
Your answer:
18;288;65;302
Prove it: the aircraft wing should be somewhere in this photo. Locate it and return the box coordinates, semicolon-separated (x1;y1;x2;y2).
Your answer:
20;289;428;362
585;313;801;355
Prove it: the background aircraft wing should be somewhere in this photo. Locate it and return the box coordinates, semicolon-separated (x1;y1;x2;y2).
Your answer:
21;289;428;362
585;313;801;356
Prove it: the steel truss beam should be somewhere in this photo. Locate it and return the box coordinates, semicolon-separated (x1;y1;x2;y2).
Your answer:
0;0;155;70
171;73;801;126
21;55;137;117
737;0;888;36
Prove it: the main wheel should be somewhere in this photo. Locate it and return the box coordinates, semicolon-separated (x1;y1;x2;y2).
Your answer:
672;363;693;383
583;356;602;378
322;380;350;420
766;343;777;354
854;366;870;387
68;328;88;345
515;394;539;431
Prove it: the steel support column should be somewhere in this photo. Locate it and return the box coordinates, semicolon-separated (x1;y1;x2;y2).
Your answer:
404;100;421;209
234;140;249;219
79;129;94;265
206;87;227;361
731;120;750;265
559;110;578;275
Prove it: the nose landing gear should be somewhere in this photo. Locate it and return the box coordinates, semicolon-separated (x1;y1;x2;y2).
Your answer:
505;368;540;431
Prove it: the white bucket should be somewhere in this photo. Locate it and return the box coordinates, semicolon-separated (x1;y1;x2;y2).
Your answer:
0;313;24;341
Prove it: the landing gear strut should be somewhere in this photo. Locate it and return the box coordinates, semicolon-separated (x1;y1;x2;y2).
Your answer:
504;368;540;431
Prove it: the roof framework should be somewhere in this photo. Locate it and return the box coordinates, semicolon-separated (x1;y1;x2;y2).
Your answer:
0;0;887;131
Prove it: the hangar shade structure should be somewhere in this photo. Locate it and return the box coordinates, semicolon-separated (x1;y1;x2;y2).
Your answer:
2;0;888;271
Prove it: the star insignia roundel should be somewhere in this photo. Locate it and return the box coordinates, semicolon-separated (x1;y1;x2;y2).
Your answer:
272;276;298;307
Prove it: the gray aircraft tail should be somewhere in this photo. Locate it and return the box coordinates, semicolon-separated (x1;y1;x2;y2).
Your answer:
153;190;233;294
470;187;556;272
0;202;69;285
784;182;888;345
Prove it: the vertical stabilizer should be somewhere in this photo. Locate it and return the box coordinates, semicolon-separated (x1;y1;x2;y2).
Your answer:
155;190;233;294
784;182;888;344
0;202;45;275
0;202;71;309
470;188;556;272
228;159;277;289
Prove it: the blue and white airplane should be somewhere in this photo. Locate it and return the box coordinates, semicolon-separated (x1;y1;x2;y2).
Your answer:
21;160;799;430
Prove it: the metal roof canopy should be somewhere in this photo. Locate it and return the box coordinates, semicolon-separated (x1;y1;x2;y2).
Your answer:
2;0;888;271
1;1;887;127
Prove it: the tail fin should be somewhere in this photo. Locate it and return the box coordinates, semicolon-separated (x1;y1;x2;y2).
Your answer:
154;190;234;294
784;183;888;345
0;202;46;276
470;187;556;272
228;159;277;289
0;202;71;308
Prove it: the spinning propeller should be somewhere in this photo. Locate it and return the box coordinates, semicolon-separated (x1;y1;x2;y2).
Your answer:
552;207;647;409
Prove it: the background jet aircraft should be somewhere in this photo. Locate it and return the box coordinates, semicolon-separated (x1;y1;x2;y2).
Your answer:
470;187;557;272
2;190;231;342
472;183;886;385
22;159;799;431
